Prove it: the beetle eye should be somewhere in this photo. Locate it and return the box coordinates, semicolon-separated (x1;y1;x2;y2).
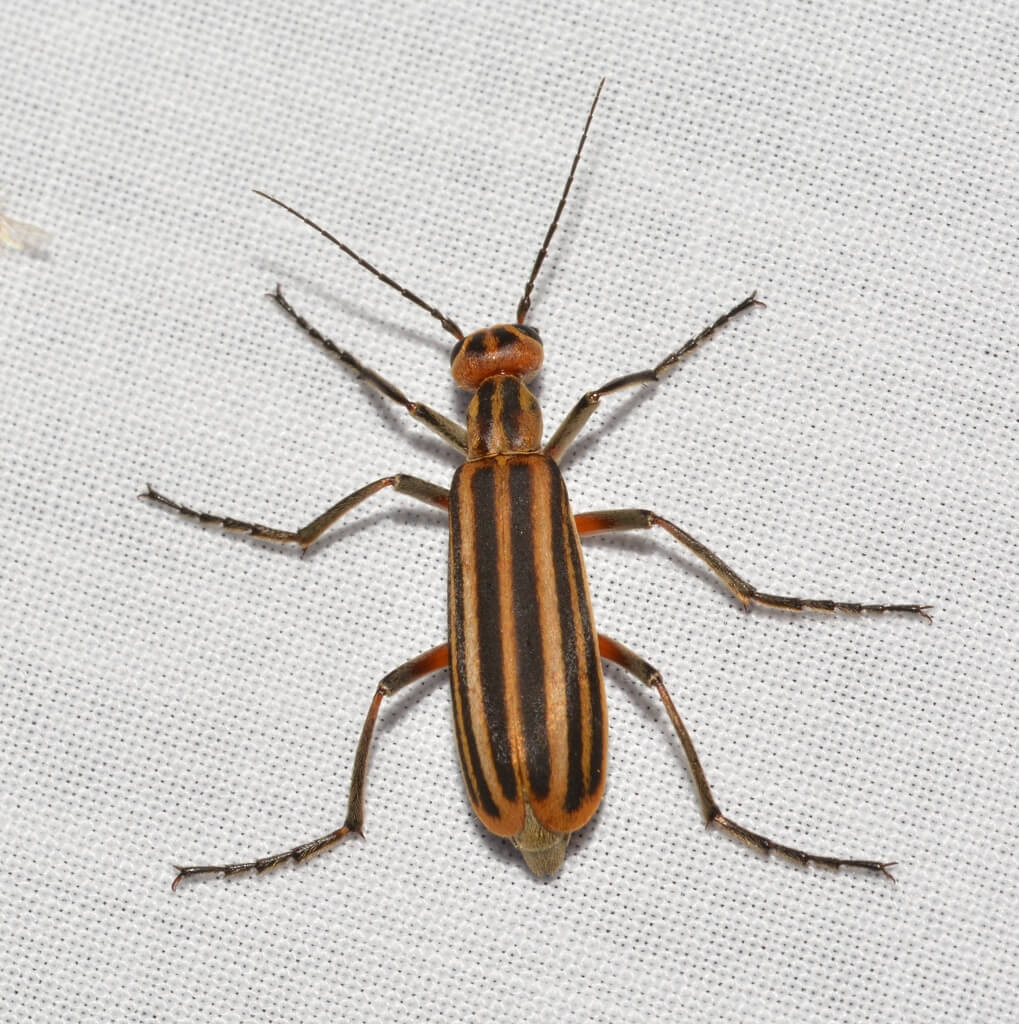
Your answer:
517;324;542;345
449;340;463;365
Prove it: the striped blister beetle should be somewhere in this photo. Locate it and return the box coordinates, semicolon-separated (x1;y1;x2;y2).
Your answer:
146;81;929;888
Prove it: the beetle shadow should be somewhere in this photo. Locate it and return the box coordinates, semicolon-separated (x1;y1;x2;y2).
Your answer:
367;673;528;874
592;626;898;879
597;656;706;837
514;142;599;323
599;653;803;876
254;262;470;455
553;388;652;468
580;529;742;611
309;505;448;560
592;528;912;624
370;667;447;739
579;504;866;622
255;261;450;358
469;817;531;874
144;500;448;565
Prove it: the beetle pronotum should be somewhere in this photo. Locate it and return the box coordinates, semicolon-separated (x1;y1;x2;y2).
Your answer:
147;81;929;888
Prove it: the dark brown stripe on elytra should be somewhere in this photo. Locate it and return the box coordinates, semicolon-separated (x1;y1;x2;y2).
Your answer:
548;473;585;813
448;470;496;818
470;466;518;802
564;498;603;795
508;459;551;799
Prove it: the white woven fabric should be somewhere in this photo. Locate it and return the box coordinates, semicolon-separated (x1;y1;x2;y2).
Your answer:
3;1;1016;1021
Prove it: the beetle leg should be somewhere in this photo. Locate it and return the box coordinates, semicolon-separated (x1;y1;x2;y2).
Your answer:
141;474;448;552
171;643;450;890
597;633;895;879
272;285;467;454
577;509;931;618
544;293;762;462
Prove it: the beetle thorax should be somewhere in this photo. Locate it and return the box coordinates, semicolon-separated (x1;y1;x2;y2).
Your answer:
465;375;543;459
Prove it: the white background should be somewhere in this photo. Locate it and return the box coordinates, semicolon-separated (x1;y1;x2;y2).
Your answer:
2;2;1016;1021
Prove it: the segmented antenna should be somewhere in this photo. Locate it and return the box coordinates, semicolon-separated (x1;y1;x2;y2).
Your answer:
254;189;465;341
516;79;605;325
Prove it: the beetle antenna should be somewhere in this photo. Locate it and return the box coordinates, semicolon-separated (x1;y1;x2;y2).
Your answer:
516;78;605;326
253;189;465;342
